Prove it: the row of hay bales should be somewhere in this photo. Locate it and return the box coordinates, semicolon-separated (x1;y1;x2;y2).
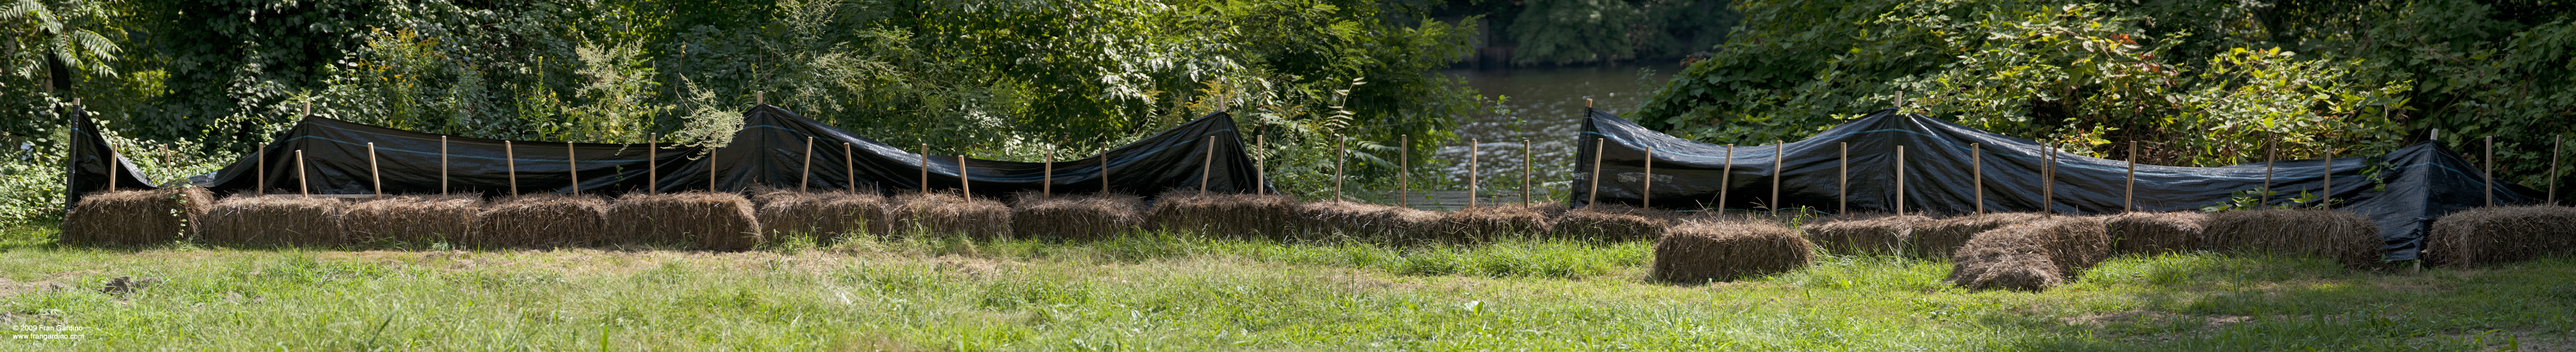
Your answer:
1794;209;2387;290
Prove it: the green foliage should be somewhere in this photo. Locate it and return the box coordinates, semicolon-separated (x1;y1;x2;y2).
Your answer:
1635;0;2575;194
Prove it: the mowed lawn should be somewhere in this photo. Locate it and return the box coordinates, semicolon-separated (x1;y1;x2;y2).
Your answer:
1;225;2570;351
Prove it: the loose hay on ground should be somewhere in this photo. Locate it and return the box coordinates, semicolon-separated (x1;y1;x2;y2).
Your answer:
1012;192;1144;241
1651;219;1815;283
1910;212;2046;258
1297;201;1440;242
613;192;761;251
2204;209;2380;268
2105;212;2209;255
341;195;480;246
1803;214;1932;255
472;194;609;248
1147;191;1304;239
2427;205;2576;268
200;195;350;247
1546;204;1671;242
889;192;1012;241
1436;204;1556;243
751;190;882;244
61;188;214;246
1946;216;2110;291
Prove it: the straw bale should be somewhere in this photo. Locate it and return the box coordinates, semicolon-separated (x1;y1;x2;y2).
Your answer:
1803;214;1931;255
471;194;609;248
2204;209;2380;267
61;188;214;246
1945;216;2109;291
1297;201;1438;242
1436;204;1557;243
341;195;480;245
2104;212;2209;255
1650;219;1816;283
889;192;1012;241
2427;205;2576;268
751;190;881;243
1011;192;1144;241
1147;191;1304;239
613;192;761;251
1546;204;1672;242
200;195;350;247
1910;212;2047;258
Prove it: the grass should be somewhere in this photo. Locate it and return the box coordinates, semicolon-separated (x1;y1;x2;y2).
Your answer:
1;223;2571;351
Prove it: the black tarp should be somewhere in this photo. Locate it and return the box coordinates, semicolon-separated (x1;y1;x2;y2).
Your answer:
661;105;1267;197
65;109;161;208
183;104;1264;199
1571;108;2544;260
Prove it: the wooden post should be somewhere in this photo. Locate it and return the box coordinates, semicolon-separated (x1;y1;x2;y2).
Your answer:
1101;142;1111;193
801;137;814;192
1588;138;1603;208
919;144;929;192
2125;141;2137;212
1200;136;1214;192
1256;134;1267;195
707;150;718;191
369;143;381;197
1771;142;1783;212
257;143;267;195
506;141;517;195
1522;139;1532;205
438;138;447;195
296;150;310;196
1719;145;1733;212
1838;143;1847;215
2486;136;2495;207
1399;134;1410;207
2041;143;2054;215
1044;147;1053;197
844;143;854;193
647;134;657;194
1896;145;1906;215
2265;140;2275;205
756;91;765;105
1470;138;1480;208
2323;148;2335;210
567;141;579;194
105;147;116;192
1640;144;1651;209
1972;143;1983;214
1334;136;1345;200
959;155;970;198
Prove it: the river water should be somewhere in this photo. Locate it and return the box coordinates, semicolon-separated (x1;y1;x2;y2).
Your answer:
1430;66;1674;197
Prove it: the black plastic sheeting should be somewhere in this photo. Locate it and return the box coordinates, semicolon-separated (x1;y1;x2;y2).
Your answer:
63;111;162;208
659;105;1267;196
179;104;1263;199
1571;108;2543;260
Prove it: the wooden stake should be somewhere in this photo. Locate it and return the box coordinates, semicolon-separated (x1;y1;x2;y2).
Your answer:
647;134;656;194
1522;139;1532;205
369;143;381;197
296;150;310;196
1399;134;1410;207
2041;143;2054;215
1101;142;1111;194
1470;138;1481;208
1973;143;1983;214
919;144;930;192
258;143;267;195
959;155;970;198
801;137;814;192
1256;134;1267;195
1719;145;1732;211
567;141;579;194
1896;145;1906;215
2125;141;2137;212
2486;136;2495;207
1334;136;1345;200
1838;143;1847;215
1200;136;1214;192
844;143;854;193
2324;148;2335;210
707;148;717;191
506;141;517;195
1044;147;1054;197
1771;142;1783;212
756;91;765;105
105;147;116;192
1588;138;1603;208
1640;144;1651;209
2265;139;2275;205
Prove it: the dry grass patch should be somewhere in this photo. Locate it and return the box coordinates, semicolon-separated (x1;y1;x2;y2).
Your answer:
471;194;609;248
2105;212;2210;255
1436;204;1557;243
1650;219;1815;283
889;192;1011;241
1946;216;2109;291
753;190;886;243
61;188;214;246
200;195;350;247
341;195;480;245
1546;204;1671;242
2204;209;2381;268
614;192;761;251
2427;205;2576;268
1804;214;1930;255
1010;192;1144;241
1297;201;1439;242
1910;212;2044;258
1147;191;1304;239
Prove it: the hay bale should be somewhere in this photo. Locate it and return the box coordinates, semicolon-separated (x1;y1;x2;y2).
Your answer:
61;188;214;246
1803;214;1931;255
2204;209;2381;267
612;192;761;251
1910;212;2047;258
471;194;609;248
750;190;880;244
1946;216;2110;291
200;195;350;247
2427;205;2576;268
889;192;1012;241
342;195;480;246
1297;201;1440;242
1147;191;1304;239
1650;219;1816;283
1436;204;1557;243
1546;204;1671;242
1011;192;1144;241
2105;212;2209;255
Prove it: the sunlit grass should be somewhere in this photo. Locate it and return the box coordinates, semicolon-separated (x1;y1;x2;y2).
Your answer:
1;225;2569;351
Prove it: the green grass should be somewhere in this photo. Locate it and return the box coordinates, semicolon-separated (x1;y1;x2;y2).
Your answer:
2;224;2571;351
